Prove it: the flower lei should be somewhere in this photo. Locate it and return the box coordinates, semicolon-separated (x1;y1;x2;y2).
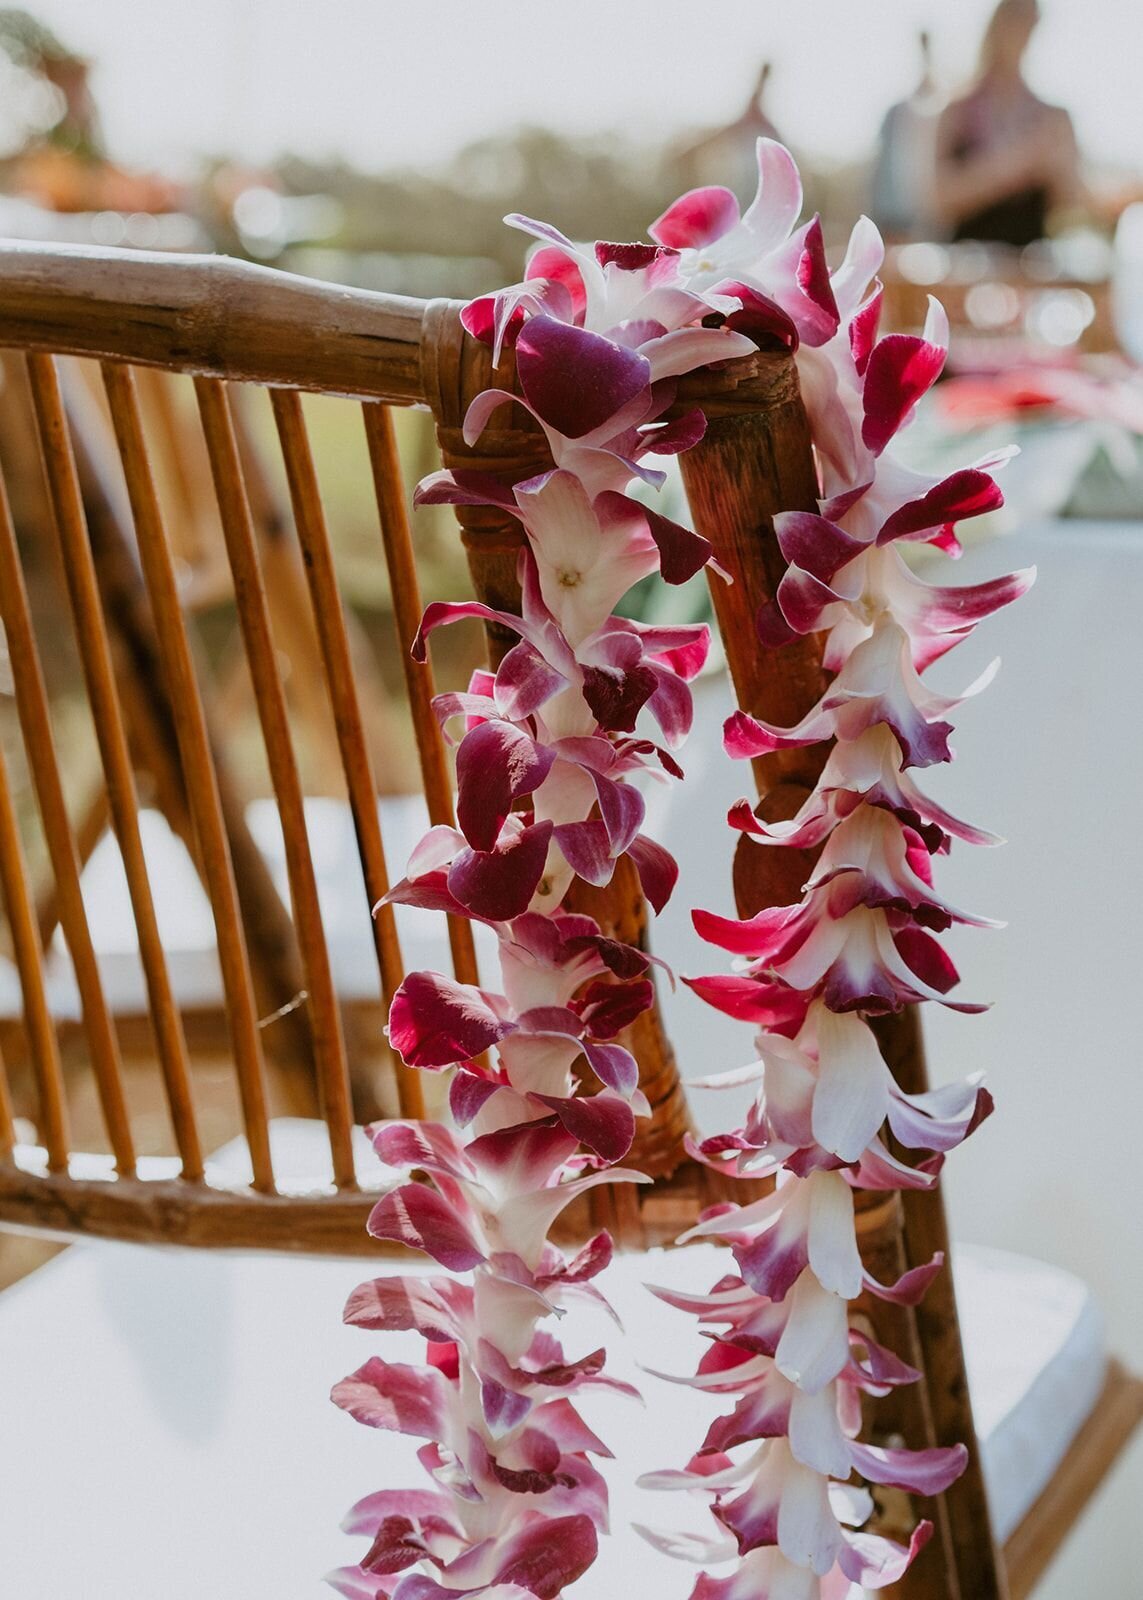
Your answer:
330;141;1031;1600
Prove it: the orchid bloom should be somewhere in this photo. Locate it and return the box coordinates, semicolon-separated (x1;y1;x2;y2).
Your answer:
334;140;1025;1600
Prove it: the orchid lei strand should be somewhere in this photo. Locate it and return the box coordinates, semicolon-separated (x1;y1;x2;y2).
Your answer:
326;196;767;1600
627;151;1033;1599
329;140;1029;1600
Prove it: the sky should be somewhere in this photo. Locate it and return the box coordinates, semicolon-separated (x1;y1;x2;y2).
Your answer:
17;0;1143;177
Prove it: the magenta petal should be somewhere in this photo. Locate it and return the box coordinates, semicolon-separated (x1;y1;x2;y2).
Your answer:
412;598;523;663
371;1120;473;1179
331;1357;451;1439
774;510;867;582
390;1577;462;1600
493;641;567;720
626;833;678;914
645;504;714;583
722;707;822;760
850;285;884;373
582;661;659;733
367;1183;485;1270
515;314;651;440
589;769;645;855
554;819;615;887
650;185;740;249
848;1330;923;1388
840;1521;933;1588
878;468;1003;543
524;244;589;319
713;280;800;350
360;1517;432;1578
733;1226;808;1303
595;239;669;271
342;1275;465;1341
537;1089;636;1163
849;1440;968;1496
448;821;555;921
793;216;841;344
521;240;582;305
388;971;511;1069
448;1070;500;1127
551;1231;614;1284
862;1250;945;1305
682;972;807;1029
644;662;695;747
704;1382;792;1452
413;468;519;513
893;925;959;994
595;490;713;584
862;332;948;455
692;902;797;956
580;1037;639;1096
640;406;708;455
492;1513;599;1598
455;721;556;851
468;1117;578;1191
341;1488;456;1541
573;976;654;1038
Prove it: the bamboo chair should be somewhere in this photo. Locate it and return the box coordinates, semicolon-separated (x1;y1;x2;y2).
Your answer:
0;354;403;1071
0;241;1137;1600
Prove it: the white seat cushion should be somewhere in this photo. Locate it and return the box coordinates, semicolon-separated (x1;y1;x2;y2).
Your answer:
0;1220;1105;1598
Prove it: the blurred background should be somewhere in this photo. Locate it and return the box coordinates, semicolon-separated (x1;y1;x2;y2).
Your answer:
2;2;1143;1594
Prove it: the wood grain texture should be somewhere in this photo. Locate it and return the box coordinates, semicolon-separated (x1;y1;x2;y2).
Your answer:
26;353;204;1182
0;733;69;1169
1004;1359;1143;1599
270;387;424;1121
195;377;355;1190
0;417;135;1176
361;399;480;993
72;366;315;1076
101;361;277;1192
0;241;428;402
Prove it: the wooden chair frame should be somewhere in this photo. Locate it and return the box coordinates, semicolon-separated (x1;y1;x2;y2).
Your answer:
0;240;1137;1600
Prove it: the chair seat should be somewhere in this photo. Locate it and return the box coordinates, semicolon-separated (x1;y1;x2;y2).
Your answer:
0;1192;1106;1598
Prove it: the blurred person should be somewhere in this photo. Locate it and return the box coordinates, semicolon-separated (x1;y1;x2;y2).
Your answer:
869;29;943;241
934;0;1082;246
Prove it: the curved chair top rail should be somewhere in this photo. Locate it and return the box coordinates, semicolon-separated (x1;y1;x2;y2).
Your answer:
0;239;816;1256
0;240;432;405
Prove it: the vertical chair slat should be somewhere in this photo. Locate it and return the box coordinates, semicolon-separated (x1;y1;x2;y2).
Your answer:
0;446;135;1175
24;353;204;1181
0;732;69;1169
193;376;356;1188
269;388;424;1120
360;402;479;990
0;1034;15;1162
100;361;276;1192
